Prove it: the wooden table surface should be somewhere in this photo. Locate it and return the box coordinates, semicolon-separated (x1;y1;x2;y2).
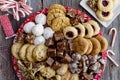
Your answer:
0;0;120;80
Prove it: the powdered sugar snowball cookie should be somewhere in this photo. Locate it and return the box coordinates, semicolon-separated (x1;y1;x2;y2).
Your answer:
32;24;44;36
23;22;35;33
43;27;54;39
35;13;47;25
34;36;45;45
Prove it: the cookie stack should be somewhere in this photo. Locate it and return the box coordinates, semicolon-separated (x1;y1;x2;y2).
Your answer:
47;4;71;31
73;36;108;56
11;4;108;80
87;0;117;21
11;42;48;62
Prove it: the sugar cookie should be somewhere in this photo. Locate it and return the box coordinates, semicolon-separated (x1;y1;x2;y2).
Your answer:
96;35;108;52
90;38;101;56
11;42;23;59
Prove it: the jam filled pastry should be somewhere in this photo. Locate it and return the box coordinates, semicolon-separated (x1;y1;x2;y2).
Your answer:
87;0;116;21
96;10;113;21
63;26;78;39
97;0;113;12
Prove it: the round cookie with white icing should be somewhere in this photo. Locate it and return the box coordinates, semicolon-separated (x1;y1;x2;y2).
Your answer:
23;22;35;33
32;24;44;36
35;13;46;25
43;27;54;39
34;36;45;45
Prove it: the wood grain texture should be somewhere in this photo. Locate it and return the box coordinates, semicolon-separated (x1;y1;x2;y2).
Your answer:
0;0;119;80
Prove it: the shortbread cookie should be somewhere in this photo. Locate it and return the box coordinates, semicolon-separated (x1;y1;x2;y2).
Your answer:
40;67;55;78
49;4;66;13
74;23;85;37
97;0;113;12
87;20;100;36
96;10;113;21
11;42;23;59
33;44;48;61
57;64;68;75
90;38;101;56
63;26;78;39
86;39;93;55
82;23;94;38
26;45;36;62
73;37;89;55
47;12;65;26
35;13;46;25
51;17;71;31
71;74;79;80
96;36;108;52
19;44;30;60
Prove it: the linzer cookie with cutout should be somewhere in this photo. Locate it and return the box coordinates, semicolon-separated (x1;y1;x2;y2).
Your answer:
11;4;108;80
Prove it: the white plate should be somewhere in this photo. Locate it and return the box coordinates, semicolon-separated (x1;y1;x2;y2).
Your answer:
80;0;120;27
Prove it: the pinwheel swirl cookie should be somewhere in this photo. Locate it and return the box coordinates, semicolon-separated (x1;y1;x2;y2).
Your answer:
11;4;108;80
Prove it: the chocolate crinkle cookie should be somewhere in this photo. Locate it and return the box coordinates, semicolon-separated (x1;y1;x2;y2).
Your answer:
68;54;105;80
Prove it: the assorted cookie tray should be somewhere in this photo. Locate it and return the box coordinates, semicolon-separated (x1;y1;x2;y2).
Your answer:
11;4;108;80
